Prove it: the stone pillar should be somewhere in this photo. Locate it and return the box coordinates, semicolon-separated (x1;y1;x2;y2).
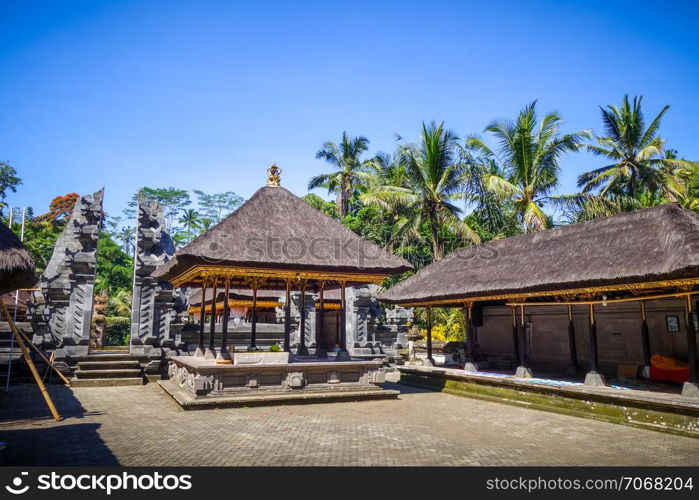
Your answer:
584;303;606;387
346;285;378;357
682;295;699;397
248;285;260;352
511;306;520;368
297;281;309;356
30;189;105;372
290;288;315;355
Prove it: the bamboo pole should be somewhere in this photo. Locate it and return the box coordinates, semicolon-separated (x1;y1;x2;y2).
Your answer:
13;327;71;386
1;300;61;421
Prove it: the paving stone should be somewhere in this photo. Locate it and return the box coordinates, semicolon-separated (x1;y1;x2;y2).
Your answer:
0;382;697;466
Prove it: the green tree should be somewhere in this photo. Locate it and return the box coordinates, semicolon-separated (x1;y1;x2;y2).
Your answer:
0;161;22;218
309;132;375;217
192;190;244;223
95;233;133;296
468;101;590;231
301;194;339;218
578;95;694;199
363;122;479;261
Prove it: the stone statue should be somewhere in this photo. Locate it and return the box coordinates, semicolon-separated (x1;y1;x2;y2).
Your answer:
30;188;105;370
130;193;188;375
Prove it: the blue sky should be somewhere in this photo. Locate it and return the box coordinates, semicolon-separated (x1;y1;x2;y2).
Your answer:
1;0;697;222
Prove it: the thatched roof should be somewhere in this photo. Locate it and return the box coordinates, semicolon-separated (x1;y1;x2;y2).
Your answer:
379;204;699;305
154;185;412;284
0;222;36;295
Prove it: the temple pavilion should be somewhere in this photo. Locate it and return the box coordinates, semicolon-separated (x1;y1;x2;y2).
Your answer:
152;165;412;405
379;203;699;398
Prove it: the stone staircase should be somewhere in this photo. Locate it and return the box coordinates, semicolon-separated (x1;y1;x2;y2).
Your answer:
71;350;144;387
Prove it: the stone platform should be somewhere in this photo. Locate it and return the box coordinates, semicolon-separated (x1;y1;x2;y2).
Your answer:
399;366;699;438
160;355;398;409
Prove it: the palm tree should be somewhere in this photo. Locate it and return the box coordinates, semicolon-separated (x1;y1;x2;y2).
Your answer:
309;132;375;217
178;209;202;240
468;101;590;232
578;95;694;199
116;227;135;255
363;122;480;262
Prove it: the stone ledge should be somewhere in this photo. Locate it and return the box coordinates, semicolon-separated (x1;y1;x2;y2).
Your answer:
158;379;399;410
399;367;699;438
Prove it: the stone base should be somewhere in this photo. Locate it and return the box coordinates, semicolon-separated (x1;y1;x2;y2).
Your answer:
204;348;217;360
216;348;231;362
463;362;479;373
515;366;533;378
335;350;352;362
584;371;606;387
194;347;205;357
422;357;435;367
681;382;699;398
165;356;387;404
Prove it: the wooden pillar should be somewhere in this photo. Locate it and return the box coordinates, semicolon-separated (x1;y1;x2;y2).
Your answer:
316;282;326;357
511;306;520;367
515;305;533;378
196;278;207;357
283;279;291;352
685;296;698;384
639;301;651;378
218;277;231;361
206;277;218;359
464;302;478;372
424;306;434;366
336;282;351;361
248;283;259;351
297;280;309;356
584;303;605;386
566;305;579;376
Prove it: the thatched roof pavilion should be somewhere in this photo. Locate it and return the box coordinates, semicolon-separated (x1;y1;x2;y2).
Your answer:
0;222;36;295
380;204;699;306
378;204;699;393
154;165;412;360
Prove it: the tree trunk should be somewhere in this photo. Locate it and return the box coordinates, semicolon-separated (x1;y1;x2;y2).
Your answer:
430;211;443;262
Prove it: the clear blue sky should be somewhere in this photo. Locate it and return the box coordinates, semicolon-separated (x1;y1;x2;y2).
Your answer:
1;0;697;221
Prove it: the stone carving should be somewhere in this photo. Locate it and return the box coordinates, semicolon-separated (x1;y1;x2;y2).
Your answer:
30;189;105;369
290;291;316;349
130;194;188;374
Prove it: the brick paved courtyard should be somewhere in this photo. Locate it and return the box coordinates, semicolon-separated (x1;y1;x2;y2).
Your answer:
0;381;697;466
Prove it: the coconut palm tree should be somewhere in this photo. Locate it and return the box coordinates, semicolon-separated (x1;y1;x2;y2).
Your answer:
116;227;135;255
577;95;694;199
178;209;202;240
467;101;590;232
309;132;375;217
362;122;480;262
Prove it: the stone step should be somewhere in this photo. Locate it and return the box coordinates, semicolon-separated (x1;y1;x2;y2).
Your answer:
74;368;142;379
74;353;136;362
77;360;140;370
71;377;144;388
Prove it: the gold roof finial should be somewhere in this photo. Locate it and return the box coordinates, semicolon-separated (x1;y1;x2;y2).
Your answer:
266;163;282;187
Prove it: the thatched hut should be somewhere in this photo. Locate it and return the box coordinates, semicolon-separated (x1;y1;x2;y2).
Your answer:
379;204;699;395
0;222;35;295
